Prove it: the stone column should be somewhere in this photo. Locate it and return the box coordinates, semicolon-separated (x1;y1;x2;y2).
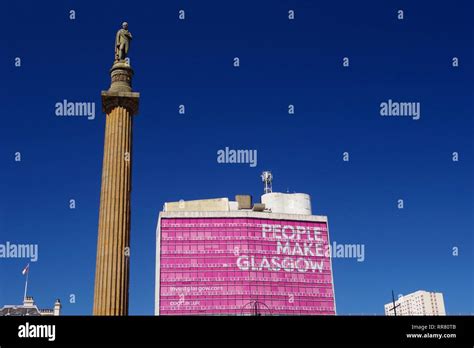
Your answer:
93;62;139;315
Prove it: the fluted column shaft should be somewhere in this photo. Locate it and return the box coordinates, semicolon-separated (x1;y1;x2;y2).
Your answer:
93;105;133;315
93;61;139;316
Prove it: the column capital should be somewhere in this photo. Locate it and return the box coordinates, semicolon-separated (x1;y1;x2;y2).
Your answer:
101;60;140;115
101;91;140;115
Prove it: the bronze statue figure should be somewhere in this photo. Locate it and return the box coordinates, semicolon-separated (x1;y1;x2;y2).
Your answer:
115;22;132;62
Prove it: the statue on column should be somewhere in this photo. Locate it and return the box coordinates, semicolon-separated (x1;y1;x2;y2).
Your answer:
115;22;132;62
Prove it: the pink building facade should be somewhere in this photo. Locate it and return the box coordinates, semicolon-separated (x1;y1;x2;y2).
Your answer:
155;211;336;315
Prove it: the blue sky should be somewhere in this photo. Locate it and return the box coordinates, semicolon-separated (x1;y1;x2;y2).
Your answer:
1;0;473;315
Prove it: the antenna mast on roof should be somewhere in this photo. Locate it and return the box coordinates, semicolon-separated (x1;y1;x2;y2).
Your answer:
261;171;273;194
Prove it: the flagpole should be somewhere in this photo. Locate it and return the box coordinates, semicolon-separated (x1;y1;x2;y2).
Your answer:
23;266;29;301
